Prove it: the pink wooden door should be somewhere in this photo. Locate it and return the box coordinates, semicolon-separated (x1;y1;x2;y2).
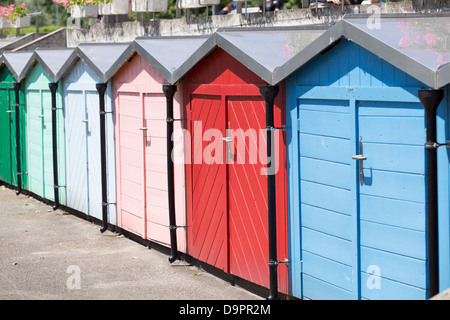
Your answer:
116;92;146;237
144;93;171;244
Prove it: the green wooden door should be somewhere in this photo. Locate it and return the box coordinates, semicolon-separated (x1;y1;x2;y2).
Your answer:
0;66;26;189
0;84;13;185
25;64;65;203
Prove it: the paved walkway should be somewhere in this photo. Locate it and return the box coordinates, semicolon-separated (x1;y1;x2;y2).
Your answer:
0;184;262;300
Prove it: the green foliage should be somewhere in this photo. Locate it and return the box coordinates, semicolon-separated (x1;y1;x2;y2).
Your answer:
53;0;112;7
5;0;69;27
1;24;57;34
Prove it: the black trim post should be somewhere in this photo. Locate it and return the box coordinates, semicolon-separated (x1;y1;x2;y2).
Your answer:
163;84;179;263
259;85;280;300
13;82;22;195
418;88;444;299
49;82;59;210
96;83;109;233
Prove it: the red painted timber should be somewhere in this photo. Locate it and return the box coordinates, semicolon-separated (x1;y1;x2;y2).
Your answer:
183;48;288;294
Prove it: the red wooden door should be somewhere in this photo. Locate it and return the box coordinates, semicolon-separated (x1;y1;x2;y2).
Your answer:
185;48;288;294
186;86;287;293
227;95;270;287
189;94;228;270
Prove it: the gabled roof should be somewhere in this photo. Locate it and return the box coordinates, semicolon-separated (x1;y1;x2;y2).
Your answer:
132;36;210;84
76;42;134;83
213;26;327;85
132;27;327;85
161;27;327;85
33;48;78;83
1;51;35;82
276;13;450;89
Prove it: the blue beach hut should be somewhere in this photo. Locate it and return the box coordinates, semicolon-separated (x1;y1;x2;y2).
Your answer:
62;42;133;231
283;14;450;300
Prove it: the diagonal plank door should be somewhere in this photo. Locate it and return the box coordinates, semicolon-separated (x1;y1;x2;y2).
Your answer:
227;96;270;288
188;90;288;292
189;94;228;271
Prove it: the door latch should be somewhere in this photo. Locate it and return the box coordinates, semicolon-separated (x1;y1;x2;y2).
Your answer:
223;122;236;163
352;139;367;186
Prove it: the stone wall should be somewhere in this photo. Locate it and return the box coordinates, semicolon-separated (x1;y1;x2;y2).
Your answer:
12;28;67;52
0;33;42;54
66;0;449;47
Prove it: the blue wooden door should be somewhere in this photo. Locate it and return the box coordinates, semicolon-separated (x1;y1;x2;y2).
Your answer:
64;86;102;219
289;86;427;300
65;89;88;214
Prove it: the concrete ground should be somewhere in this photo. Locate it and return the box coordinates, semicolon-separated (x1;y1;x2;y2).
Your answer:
0;184;262;300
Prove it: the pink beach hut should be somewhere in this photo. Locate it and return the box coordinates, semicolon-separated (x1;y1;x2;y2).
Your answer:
113;36;208;257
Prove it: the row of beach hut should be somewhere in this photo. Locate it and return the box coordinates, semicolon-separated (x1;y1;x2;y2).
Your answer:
0;13;449;300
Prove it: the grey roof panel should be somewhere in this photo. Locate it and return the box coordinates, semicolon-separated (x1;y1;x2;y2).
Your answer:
1;51;35;82
34;48;78;82
132;36;210;84
217;28;325;71
271;13;450;88
76;42;134;83
344;14;450;72
215;27;326;84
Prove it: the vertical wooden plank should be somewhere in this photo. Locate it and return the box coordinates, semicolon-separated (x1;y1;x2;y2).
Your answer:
0;87;12;184
105;82;117;226
27;89;44;198
350;97;360;300
42;89;54;201
55;86;66;206
438;85;450;291
18;87;27;190
86;90;102;220
173;86;187;253
286;75;301;298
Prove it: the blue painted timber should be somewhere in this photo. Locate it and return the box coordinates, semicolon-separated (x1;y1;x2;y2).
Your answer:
287;39;450;300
